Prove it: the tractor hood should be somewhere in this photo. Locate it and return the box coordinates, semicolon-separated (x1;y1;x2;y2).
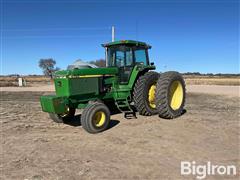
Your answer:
54;67;118;78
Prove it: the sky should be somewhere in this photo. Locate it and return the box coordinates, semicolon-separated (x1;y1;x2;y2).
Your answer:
0;0;239;75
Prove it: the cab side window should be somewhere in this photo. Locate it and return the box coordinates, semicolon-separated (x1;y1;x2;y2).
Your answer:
134;49;147;65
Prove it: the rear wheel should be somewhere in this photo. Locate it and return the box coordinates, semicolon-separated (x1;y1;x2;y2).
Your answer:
81;102;110;133
155;71;186;119
133;71;160;116
49;108;75;123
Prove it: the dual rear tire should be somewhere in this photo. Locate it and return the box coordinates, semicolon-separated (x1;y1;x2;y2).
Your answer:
133;71;186;119
156;71;186;119
133;71;159;116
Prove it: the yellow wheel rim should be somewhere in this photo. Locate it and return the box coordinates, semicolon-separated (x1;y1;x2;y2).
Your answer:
93;111;106;127
169;80;183;110
148;84;156;109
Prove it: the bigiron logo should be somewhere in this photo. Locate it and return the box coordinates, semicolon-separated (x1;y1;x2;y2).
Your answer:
181;161;237;179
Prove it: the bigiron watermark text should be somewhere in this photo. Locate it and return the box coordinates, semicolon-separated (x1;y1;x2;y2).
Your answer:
181;161;237;179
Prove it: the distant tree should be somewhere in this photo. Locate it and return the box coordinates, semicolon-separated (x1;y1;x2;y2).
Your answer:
89;59;106;67
8;74;20;77
38;58;60;78
206;73;214;76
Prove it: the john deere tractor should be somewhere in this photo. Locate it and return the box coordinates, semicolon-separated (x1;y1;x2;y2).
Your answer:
40;40;186;133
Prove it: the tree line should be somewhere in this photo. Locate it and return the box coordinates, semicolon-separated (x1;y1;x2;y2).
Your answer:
182;72;240;77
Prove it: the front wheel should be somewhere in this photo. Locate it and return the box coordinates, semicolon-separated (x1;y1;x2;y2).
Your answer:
156;71;186;119
81;102;110;133
49;108;75;123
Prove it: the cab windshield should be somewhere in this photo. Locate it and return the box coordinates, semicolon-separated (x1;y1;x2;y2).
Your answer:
107;45;148;67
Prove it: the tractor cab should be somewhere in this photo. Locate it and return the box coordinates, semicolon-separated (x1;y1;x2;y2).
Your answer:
103;40;152;84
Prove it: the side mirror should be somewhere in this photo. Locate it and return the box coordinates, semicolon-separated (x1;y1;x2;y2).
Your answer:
150;62;154;66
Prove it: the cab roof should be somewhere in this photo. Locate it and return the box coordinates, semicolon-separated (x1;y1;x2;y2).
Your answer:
102;40;151;49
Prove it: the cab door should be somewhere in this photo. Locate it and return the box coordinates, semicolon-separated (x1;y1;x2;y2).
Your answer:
115;47;134;84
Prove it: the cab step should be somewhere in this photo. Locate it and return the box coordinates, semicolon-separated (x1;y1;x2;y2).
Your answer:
115;99;137;119
124;111;137;119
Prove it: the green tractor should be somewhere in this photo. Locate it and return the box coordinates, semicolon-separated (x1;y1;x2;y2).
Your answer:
40;40;186;133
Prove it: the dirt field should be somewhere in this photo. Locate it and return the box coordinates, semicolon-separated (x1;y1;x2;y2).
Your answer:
0;89;239;179
1;84;239;97
184;76;240;86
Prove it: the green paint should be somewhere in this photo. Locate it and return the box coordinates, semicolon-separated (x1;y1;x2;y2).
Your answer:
40;40;156;114
54;77;100;97
40;95;67;114
102;40;151;49
55;67;118;77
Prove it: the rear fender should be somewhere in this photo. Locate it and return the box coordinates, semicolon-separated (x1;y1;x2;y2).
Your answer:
128;65;156;89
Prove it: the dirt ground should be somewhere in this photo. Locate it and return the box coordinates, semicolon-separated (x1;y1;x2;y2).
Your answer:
1;84;239;97
0;90;239;179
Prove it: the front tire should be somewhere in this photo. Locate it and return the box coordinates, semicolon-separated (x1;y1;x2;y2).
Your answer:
49;108;75;123
156;71;186;119
81;102;110;133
